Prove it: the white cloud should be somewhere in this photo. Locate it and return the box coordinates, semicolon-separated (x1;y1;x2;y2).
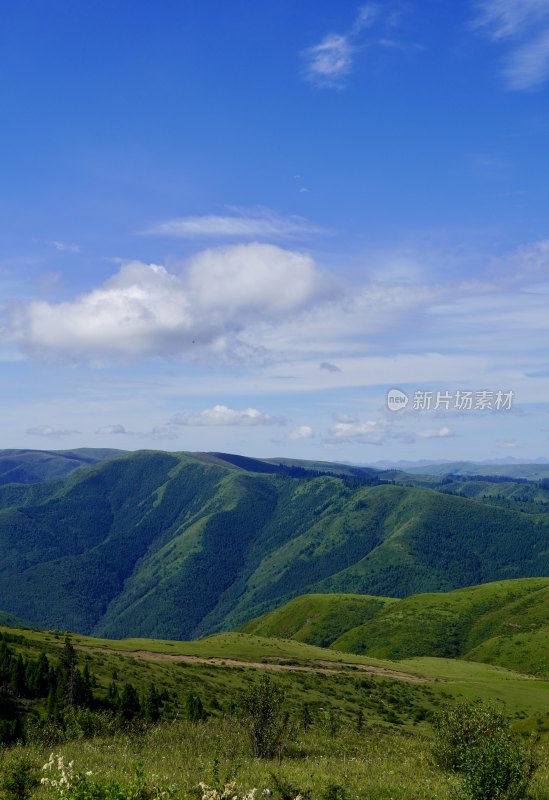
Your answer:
289;425;314;439
26;424;81;438
352;4;381;34
7;244;327;363
473;0;549;89
186;243;325;316
505;30;549;89
302;3;407;88
171;404;284;427
417;426;456;439
473;0;549;39
302;34;356;88
328;419;390;445
144;208;323;239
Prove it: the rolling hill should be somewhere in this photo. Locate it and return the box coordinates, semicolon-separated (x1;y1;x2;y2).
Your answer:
239;593;399;646
0;448;125;485
0;449;549;639
242;579;549;676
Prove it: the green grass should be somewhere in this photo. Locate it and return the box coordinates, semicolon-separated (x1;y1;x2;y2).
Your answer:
5;715;549;800
1;621;549;800
7;625;549;725
238;579;549;677
240;594;398;647
328;578;549;676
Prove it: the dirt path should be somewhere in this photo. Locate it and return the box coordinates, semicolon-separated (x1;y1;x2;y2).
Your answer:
82;645;426;683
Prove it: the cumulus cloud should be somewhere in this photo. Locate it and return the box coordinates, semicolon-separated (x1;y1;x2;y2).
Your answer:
7;243;327;363
171;404;284;427
289;425;314;440
473;0;549;89
26;424;81;438
144;208;323;240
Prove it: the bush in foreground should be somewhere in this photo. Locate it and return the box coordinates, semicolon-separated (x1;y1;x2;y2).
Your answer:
241;676;290;761
433;701;538;800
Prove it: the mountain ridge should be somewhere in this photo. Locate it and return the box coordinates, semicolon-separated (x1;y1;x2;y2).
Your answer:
0;449;548;639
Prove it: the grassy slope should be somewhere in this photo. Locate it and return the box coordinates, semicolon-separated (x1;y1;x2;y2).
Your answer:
5;623;549;726
239;593;398;646
2;621;549;800
330;578;549;675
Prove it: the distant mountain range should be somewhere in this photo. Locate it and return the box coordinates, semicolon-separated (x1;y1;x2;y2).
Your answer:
0;448;548;640
362;457;549;473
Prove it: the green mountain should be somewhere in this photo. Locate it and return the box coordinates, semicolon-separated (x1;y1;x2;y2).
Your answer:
0;448;125;485
1;449;549;640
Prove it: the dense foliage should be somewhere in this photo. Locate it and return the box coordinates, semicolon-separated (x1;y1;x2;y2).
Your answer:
433;702;538;800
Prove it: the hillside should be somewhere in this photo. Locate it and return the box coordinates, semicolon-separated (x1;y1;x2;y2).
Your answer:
1;620;548;800
0;609;38;629
239;593;398;646
1;449;549;639
0;448;124;485
241;579;549;676
329;578;549;675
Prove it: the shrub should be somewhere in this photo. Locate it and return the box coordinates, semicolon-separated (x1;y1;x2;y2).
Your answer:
0;751;39;800
240;675;289;760
432;701;537;800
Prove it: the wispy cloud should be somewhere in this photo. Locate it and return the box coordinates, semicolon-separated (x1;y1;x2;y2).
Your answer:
171;404;284;427
26;424;81;438
302;34;356;88
95;424;131;435
301;3;408;88
505;30;549;89
319;361;341;373
95;423;177;440
143;208;323;240
473;0;549;89
473;0;549;39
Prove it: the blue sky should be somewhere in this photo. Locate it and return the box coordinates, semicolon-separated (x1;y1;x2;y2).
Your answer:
2;0;549;462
